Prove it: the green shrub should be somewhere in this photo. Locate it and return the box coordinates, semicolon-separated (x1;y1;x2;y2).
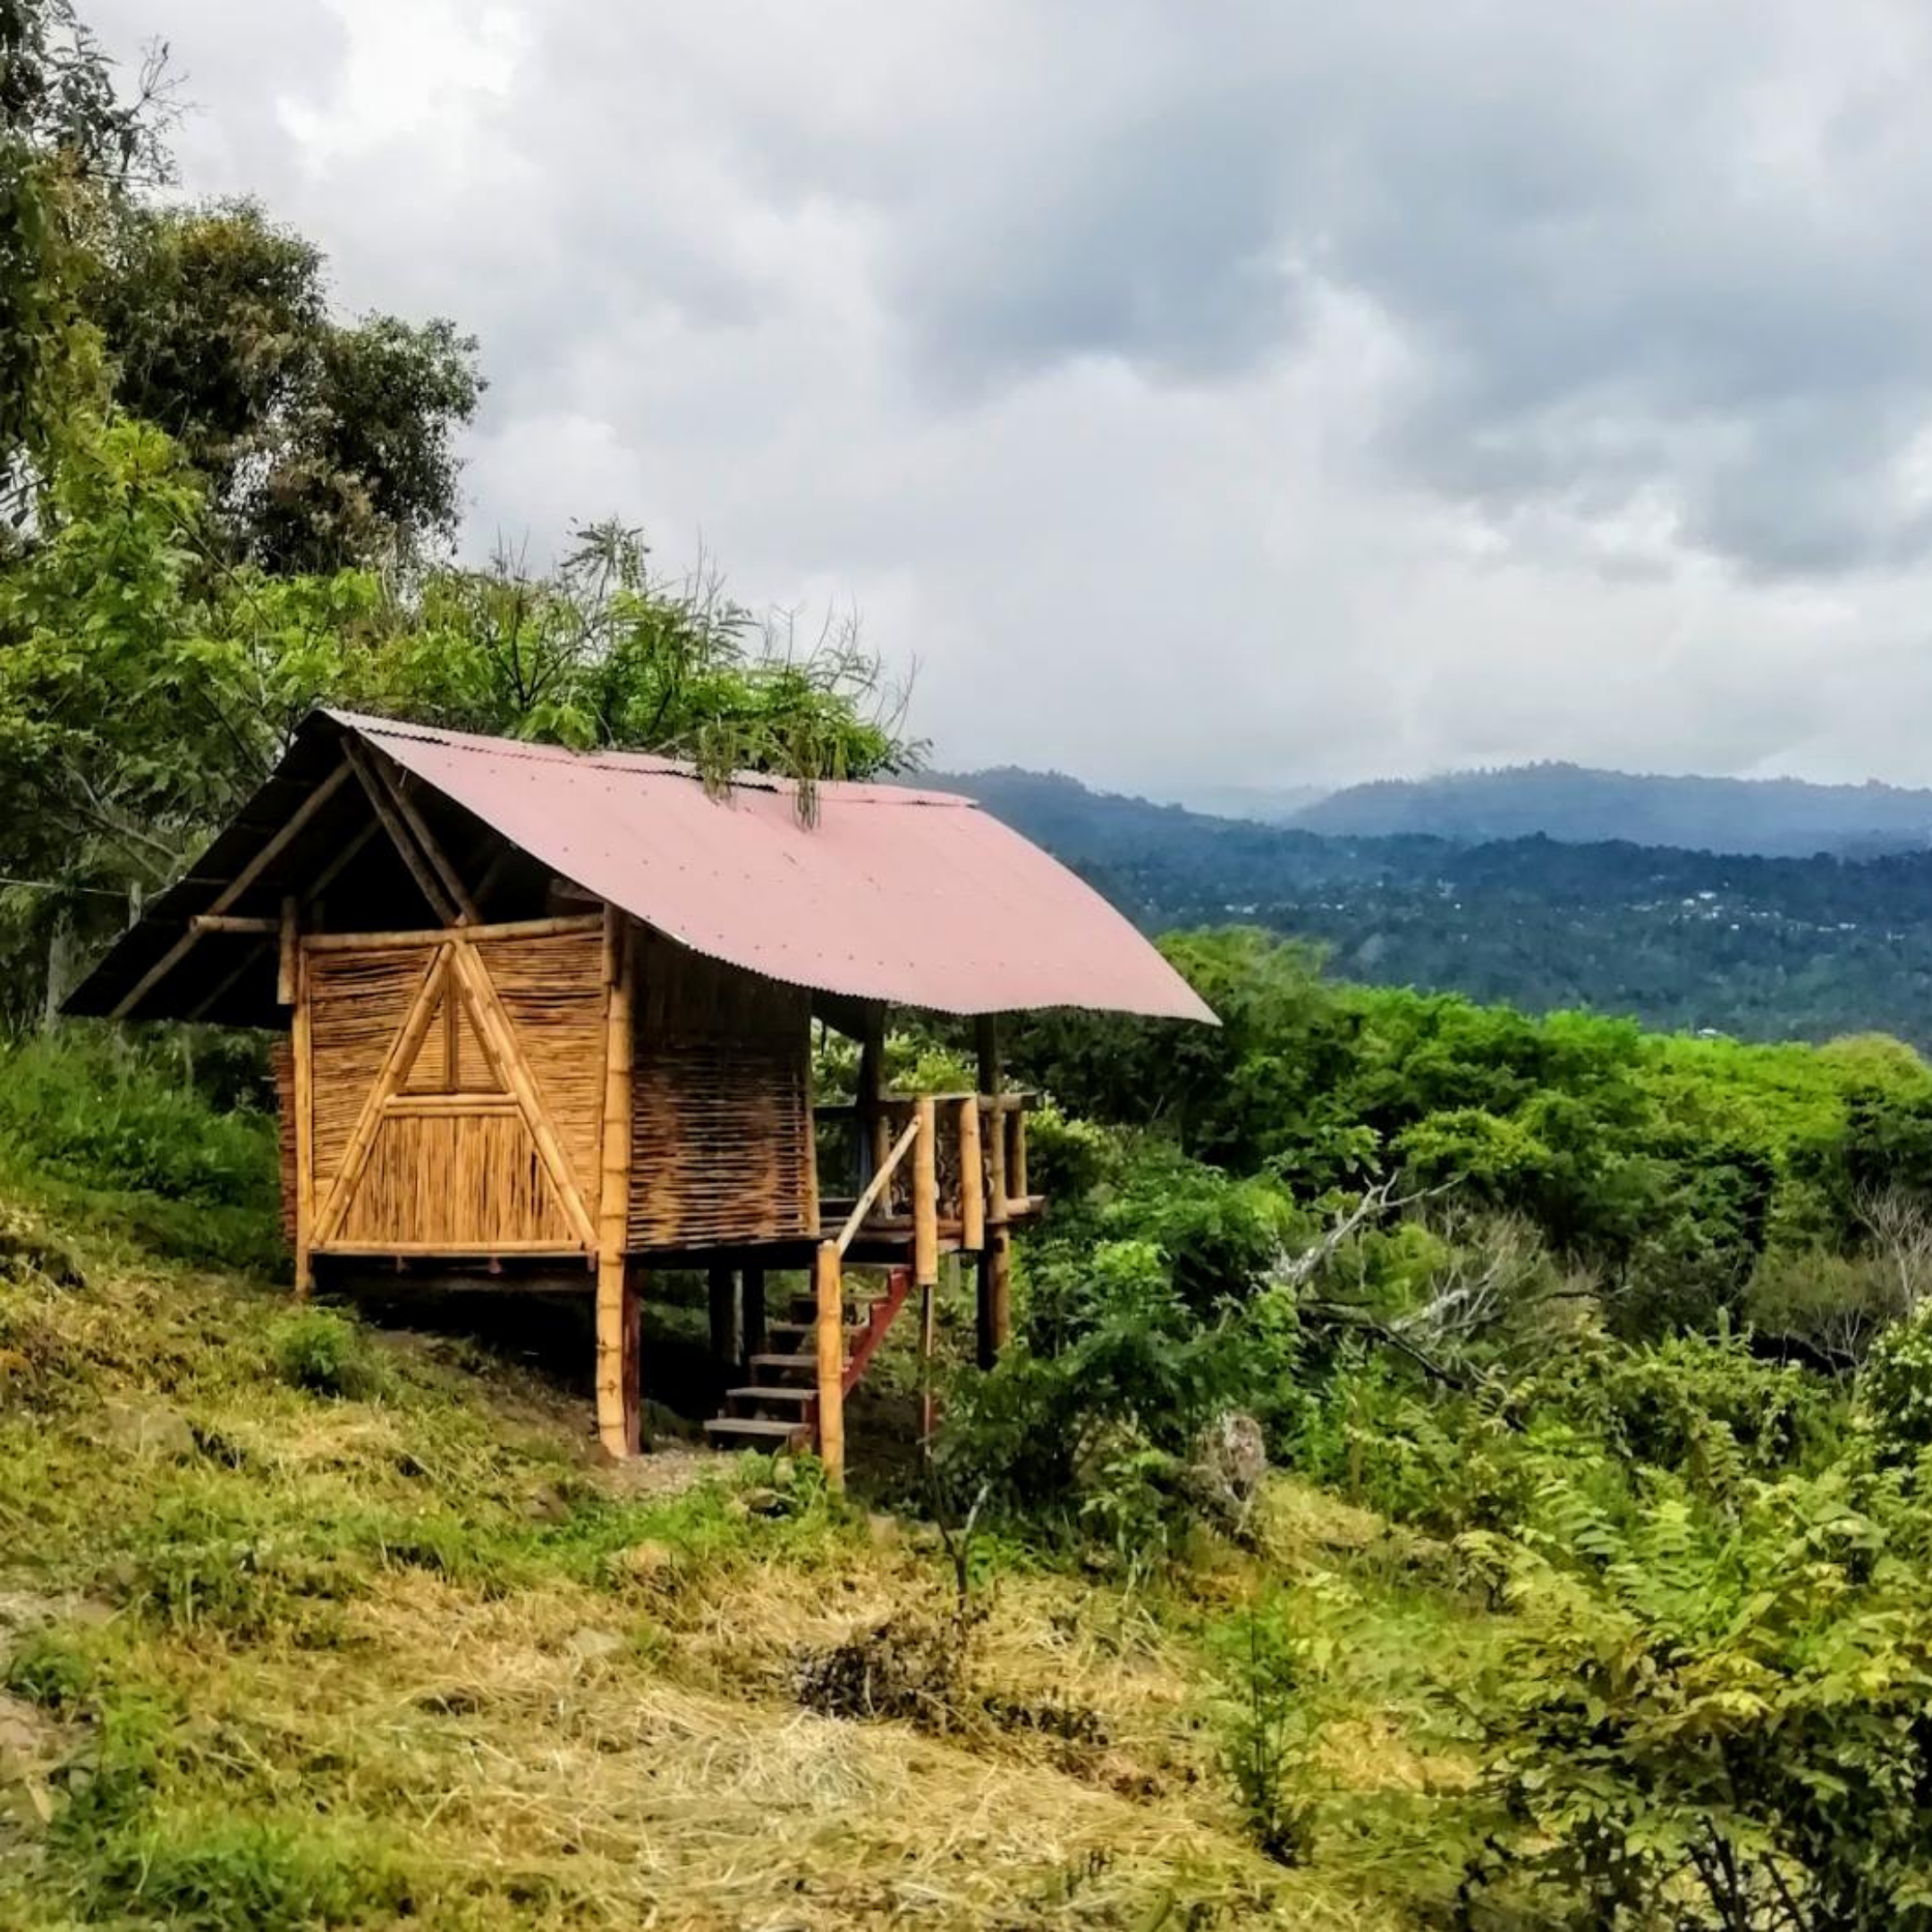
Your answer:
271;1308;385;1401
1858;1300;1932;1465
1464;1470;1932;1928
1215;1605;1320;1867
0;1030;276;1209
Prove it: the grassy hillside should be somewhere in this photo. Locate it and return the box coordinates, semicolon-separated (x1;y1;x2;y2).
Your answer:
0;1187;1505;1930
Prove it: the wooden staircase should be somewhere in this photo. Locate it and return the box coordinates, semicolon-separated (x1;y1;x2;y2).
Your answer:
703;1264;911;1450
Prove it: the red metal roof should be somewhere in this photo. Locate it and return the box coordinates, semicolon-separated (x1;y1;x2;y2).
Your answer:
332;712;1216;1022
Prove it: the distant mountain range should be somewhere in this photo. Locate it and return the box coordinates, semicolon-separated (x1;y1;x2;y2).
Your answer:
923;766;1932;1046
1284;762;1932;857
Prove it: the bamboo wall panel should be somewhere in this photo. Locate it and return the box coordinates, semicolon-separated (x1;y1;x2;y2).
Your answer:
272;1038;298;1243
478;930;606;1208
330;1112;579;1249
306;948;435;1198
628;936;815;1250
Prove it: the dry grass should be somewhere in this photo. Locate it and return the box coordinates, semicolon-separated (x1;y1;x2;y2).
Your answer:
0;1203;1464;1929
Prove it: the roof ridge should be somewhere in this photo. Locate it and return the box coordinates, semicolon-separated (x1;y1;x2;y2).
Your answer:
324;708;975;809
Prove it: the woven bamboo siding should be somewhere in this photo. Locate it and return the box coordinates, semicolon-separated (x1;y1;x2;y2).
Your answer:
272;1038;298;1243
306;948;434;1199
629;936;815;1250
476;931;606;1208
333;1112;579;1248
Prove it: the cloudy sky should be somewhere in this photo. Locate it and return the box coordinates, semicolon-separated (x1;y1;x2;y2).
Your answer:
83;0;1932;799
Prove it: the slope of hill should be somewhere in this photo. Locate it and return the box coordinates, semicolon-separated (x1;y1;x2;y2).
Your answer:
0;1186;1453;1930
931;768;1932;1046
1289;761;1932;857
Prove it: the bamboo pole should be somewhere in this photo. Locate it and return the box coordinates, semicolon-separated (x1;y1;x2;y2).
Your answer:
957;1095;985;1250
276;899;299;1006
344;740;459;926
362;749;479;923
112;760;352;1017
815;1240;845;1491
292;945;314;1299
191;912;280;936
984;1225;1012;1365
1008;1107;1029;1200
912;1095;938;1289
986;1094;1009;1225
594;911;640;1457
919;1280;936;1450
301;914;603;953
309;945;448;1248
835;1115;921;1255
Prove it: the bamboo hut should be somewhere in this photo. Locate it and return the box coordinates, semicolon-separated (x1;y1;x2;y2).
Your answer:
66;711;1216;1477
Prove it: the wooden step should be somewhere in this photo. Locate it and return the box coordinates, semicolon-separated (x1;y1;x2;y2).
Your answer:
749;1352;816;1373
769;1319;862;1344
725;1385;814;1407
703;1416;807;1442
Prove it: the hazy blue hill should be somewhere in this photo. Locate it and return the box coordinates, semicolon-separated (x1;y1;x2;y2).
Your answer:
931;766;1932;1046
1288;761;1932;857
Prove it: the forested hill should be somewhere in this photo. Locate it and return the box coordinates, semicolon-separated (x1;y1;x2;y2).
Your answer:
929;768;1932;1046
1289;761;1932;856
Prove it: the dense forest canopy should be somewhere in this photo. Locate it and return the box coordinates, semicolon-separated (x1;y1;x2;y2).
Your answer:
936;766;1932;1047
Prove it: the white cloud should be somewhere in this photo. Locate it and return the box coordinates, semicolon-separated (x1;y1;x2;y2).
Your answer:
81;0;1932;794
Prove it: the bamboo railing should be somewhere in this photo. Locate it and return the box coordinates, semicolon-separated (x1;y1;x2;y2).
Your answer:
810;1091;1037;1489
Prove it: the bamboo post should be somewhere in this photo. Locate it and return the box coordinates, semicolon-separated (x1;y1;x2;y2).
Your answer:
985;1225;1012;1364
291;945;314;1300
815;1241;845;1491
1008;1106;1029;1204
976;1014;1005;1369
912;1095;938;1288
957;1095;985;1251
595;911;640;1458
919;1280;936;1450
276;898;299;1007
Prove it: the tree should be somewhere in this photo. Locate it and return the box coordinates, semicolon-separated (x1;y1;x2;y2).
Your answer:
88;199;482;571
0;419;919;1026
0;0;168;498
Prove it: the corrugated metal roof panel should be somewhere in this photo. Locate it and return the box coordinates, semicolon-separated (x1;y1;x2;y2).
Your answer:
64;710;1217;1026
342;712;1215;1021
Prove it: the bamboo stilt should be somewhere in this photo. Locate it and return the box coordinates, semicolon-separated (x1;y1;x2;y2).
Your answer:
981;1225;1012;1368
815;1241;845;1491
919;1280;936;1449
912;1095;938;1288
292;945;314;1299
595;911;639;1458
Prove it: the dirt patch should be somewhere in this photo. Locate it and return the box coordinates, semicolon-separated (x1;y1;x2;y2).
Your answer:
597;1443;728;1501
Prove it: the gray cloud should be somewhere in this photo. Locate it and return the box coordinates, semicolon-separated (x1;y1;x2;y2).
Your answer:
74;0;1932;792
